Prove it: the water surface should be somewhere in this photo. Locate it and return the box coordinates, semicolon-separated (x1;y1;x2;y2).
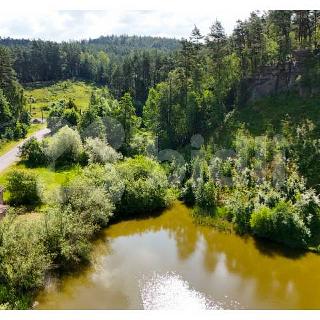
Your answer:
36;202;320;309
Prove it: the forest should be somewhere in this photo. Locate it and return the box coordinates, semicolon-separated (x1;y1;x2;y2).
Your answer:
1;10;320;309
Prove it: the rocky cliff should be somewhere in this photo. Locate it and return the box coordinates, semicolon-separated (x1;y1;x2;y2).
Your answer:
245;50;319;102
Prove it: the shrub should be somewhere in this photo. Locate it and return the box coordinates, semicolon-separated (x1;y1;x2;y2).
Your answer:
0;215;50;294
194;180;218;211
116;156;170;215
129;131;157;157
250;201;310;248
19;137;47;167
62;176;114;228
225;188;255;234
79;109;106;140
46;126;83;165
42;208;94;269
84;137;122;164
47;101;67;133
181;178;196;206
6;170;41;206
13;122;28;139
62;108;80;126
295;190;320;246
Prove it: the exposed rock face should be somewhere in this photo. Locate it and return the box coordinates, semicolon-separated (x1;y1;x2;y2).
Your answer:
245;50;315;102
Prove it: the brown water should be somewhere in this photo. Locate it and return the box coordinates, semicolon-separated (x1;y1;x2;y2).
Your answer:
36;202;320;310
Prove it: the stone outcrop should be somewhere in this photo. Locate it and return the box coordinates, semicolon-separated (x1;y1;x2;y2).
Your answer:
245;49;317;102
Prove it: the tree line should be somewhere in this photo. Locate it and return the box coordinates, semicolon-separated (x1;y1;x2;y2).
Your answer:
143;10;320;149
0;35;179;112
0;46;29;141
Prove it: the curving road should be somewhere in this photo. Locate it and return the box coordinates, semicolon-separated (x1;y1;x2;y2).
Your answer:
0;127;50;173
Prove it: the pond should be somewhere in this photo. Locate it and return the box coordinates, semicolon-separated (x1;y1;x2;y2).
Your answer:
36;202;320;309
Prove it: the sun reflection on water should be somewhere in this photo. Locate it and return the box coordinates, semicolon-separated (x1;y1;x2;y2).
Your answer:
139;271;221;310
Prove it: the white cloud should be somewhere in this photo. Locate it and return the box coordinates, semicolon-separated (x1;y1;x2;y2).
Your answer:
0;9;253;42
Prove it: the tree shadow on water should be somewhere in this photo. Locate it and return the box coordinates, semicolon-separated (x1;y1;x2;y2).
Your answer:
253;236;307;260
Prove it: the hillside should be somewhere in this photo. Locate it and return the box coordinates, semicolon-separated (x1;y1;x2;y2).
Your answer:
0;35;180;54
24;81;94;118
235;92;320;136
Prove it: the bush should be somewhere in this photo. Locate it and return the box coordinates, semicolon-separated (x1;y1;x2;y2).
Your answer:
181;178;196;206
84;137;122;164
116;156;171;215
295;190;320;246
0;215;50;296
13;122;28;139
47;100;80;132
6;170;41;206
250;201;310;248
129;131;157;157
46;126;83;165
42;208;94;269
62;108;80;126
79;109;106;140
62;175;114;228
19;137;47;167
194;180;218;211
225;188;255;234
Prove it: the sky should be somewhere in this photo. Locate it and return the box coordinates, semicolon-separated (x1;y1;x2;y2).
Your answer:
0;0;317;42
0;9;255;42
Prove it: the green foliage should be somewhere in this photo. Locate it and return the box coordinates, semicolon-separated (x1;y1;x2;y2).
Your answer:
181;179;196;206
0;89;13;136
46;126;83;165
3;36;178;108
6;170;41;206
0;46;28;142
84;137;122;164
42;208;94;269
63;108;80;126
295;190;320;246
0;215;50;309
79;108;106;140
194;181;218;212
129;130;157;157
0;216;50;292
113;92;139;149
116;156;171;215
250;201;311;248
62;175;115;228
81;163;125;205
283;119;320;190
19;137;47;167
47;100;81;132
226;188;255;234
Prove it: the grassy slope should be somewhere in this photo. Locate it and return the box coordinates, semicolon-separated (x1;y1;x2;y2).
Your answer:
24;80;94;118
1;80;94;157
1;80;93;209
236;92;320;136
1;81;93;156
0;163;81;204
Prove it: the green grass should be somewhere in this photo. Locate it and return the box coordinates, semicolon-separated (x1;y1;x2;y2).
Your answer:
0;163;81;205
24;80;94;118
236;92;320;136
0;123;46;157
